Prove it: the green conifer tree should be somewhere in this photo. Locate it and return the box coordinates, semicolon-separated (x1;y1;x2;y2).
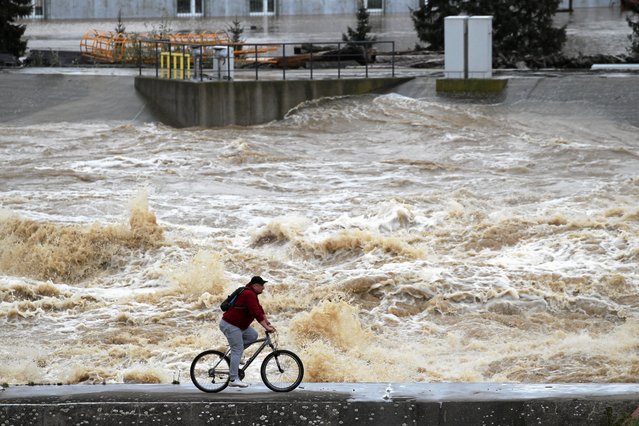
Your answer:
627;2;639;58
0;0;33;57
411;0;566;61
342;2;377;48
227;17;245;51
410;0;462;51
465;0;566;58
115;9;126;34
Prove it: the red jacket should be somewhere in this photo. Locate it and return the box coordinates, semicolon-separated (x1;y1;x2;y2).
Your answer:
221;285;266;330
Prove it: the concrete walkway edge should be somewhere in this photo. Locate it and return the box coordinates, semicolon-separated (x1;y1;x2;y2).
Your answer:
2;383;639;425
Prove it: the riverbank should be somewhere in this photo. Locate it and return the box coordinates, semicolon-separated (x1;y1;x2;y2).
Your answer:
3;69;639;127
1;383;639;425
10;7;638;72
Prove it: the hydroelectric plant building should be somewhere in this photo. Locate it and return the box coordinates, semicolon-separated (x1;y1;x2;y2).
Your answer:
26;0;420;20
25;0;599;20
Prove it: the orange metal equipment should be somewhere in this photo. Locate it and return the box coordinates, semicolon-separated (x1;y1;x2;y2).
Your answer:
80;30;129;63
80;30;232;64
80;29;280;67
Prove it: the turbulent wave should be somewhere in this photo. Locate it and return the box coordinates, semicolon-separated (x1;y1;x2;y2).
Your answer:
280;93;504;134
1;93;638;386
0;195;163;283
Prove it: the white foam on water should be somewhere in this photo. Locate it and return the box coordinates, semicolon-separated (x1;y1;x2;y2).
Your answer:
1;91;639;385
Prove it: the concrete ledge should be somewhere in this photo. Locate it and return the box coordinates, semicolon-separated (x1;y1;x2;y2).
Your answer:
134;76;414;128
436;78;508;94
591;64;639;70
2;383;638;425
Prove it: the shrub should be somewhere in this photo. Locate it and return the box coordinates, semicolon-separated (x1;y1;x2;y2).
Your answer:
342;2;377;48
411;0;566;61
0;0;33;57
410;0;462;51
627;3;639;58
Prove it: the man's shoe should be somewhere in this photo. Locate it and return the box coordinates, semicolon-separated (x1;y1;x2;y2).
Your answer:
229;380;249;388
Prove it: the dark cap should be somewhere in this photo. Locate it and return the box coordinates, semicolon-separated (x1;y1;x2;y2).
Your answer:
249;276;267;285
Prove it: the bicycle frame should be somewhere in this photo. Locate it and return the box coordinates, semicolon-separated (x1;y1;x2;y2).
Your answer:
223;333;276;375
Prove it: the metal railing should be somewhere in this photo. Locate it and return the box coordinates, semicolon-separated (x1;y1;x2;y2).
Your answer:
137;40;396;81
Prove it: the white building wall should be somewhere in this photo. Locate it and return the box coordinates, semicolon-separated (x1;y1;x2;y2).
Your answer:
41;0;611;20
278;0;353;16
47;0;174;19
385;0;420;13
558;0;616;7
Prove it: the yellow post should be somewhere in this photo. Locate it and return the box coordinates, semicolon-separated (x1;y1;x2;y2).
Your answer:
159;51;191;80
160;52;169;78
173;53;178;79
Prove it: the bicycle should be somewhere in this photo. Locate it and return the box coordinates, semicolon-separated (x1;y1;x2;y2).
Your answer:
190;332;304;393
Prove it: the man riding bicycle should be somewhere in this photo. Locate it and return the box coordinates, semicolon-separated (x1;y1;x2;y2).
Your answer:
219;275;276;388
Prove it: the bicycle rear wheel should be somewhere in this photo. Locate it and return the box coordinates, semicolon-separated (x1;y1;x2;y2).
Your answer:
260;349;304;392
190;350;230;393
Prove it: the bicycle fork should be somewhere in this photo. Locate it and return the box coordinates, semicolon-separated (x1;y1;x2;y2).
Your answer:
274;354;286;373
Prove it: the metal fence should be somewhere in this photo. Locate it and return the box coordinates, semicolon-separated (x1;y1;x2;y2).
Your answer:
137;40;397;81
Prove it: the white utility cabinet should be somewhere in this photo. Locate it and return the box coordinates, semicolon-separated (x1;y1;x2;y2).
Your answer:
444;16;468;79
444;15;493;79
467;16;493;78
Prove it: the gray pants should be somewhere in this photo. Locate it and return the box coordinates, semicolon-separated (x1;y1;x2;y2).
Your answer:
219;319;258;381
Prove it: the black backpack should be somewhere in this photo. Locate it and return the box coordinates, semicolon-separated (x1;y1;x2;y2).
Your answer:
220;287;246;311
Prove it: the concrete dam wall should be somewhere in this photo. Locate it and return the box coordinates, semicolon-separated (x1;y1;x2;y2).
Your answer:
3;71;638;129
134;76;414;128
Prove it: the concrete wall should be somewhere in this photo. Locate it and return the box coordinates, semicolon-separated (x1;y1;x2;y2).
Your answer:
36;0;617;19
212;0;249;17
279;0;354;16
558;0;618;7
41;0;422;19
134;76;413;128
0;74;156;125
385;0;421;14
278;0;418;15
2;393;638;425
47;0;174;20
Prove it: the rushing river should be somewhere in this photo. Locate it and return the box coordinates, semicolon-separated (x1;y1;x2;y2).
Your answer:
1;87;638;385
2;5;639;386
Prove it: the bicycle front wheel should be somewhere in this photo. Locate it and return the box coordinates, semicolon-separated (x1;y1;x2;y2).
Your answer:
260;349;304;392
190;350;230;393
